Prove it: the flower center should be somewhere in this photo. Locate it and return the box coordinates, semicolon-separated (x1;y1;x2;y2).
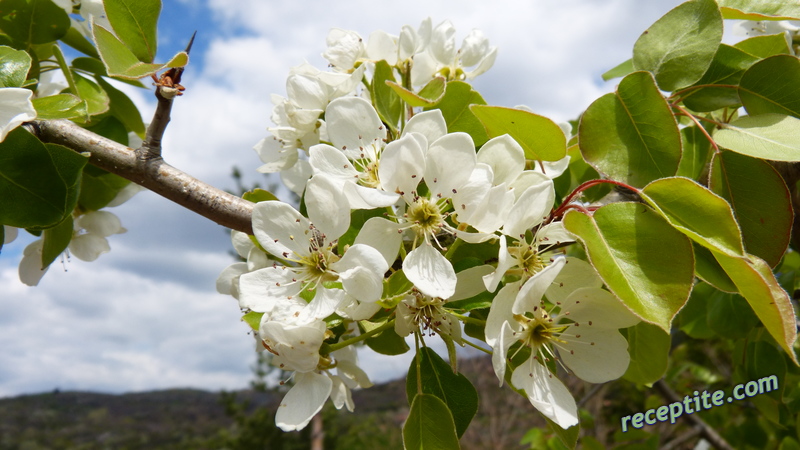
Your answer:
359;160;381;188
297;244;340;285
514;313;569;349
509;242;544;276
406;197;444;240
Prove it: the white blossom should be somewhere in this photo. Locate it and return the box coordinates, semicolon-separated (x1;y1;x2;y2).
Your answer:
0;88;36;142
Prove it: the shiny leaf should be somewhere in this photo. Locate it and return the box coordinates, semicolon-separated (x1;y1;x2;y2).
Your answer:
471;105;566;162
713;113;800;161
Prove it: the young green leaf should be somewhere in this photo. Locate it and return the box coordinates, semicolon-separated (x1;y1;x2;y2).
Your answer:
0;45;31;87
712;251;798;364
92;22;188;80
0;0;70;46
709;151;792;267
371;60;402;132
32;94;88;120
96;76;146;138
739;55;800;119
601;58;634;81
681;44;758;112
363;318;409;355
41;216;74;268
428;81;488;146
562;202;694;331
470;105;566;162
632;0;723;92
103;0;161;63
386;76;445;107
693;243;737;293
640;177;746;258
706;290;759;339
0;128;88;228
713;114;800;161
676;125;712;180
734;33;792;59
578;71;681;187
79;165;131;211
403;393;461;450
71;74;110;117
718;0;800;20
406;347;478;437
621;322;670;386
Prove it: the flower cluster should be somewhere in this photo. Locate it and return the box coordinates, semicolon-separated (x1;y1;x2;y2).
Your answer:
219;19;640;433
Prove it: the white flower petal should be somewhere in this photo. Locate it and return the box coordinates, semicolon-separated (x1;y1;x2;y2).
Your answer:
485;281;519;347
403;109;447;145
19;239;48;286
425;132;476;199
306;174;350;241
537;222;575;247
261;321;325;372
465;46;497;79
483;236;515;292
326;97;385;157
561;287;640;330
329;375;354;411
0;88;36;142
379;133;425;200
366;30;398;65
502;181;555;239
3;225;18;244
280;159;313;197
491;321;517;386
69;234;110;261
559;328;631;383
465;184;515;234
545;257;602;304
216;262;247;296
332;244;388;302
532;156;571;179
231;230;254;259
354;217;402;267
429;20;456;65
238;267;303;312
346;183;400;209
451;163;493;225
299;287;344;322
323;28;365;71
511;356;578;429
403;244;456;299
395;299;416;336
308;144;359;181
451;265;494;301
460;29;491;67
336;296;381;320
77;211;124;237
513;257;566;315
476;134;525;186
252;201;311;259
276;372;333;431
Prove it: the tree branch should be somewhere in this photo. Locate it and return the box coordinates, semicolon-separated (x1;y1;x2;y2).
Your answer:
30;119;254;235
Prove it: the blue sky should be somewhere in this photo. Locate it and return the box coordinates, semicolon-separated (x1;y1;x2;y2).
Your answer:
0;0;693;397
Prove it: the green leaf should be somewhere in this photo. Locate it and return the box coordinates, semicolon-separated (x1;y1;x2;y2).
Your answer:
718;0;800;20
428;80;488;147
103;0;160;63
562;202;694;331
677;281;717;339
713;251;798;364
363;319;409;356
601;58;634;81
371;60;402;132
470;105;566;162
706;290;759;339
693;243;738;293
96;76;146;138
578;71;681;187
403;394;461;450
675;125;712;180
70;73;109;117
32;94;88;120
242;188;278;203
406;347;478;438
544;416;579;450
709;151;792;267
92;23;188;80
622;322;670;386
83;115;128;145
387;76;445;107
79;165;130;211
734;33;792;59
0;45;30;87
713;113;800;161
681;44;758;112
640;177;746;258
0;0;69;46
41;215;73;268
0;128;87;228
632;0;723;92
739;55;800;119
242;311;263;331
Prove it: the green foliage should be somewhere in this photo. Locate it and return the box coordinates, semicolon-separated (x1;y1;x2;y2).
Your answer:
563;202;694;331
429;80;488;146
471;105;567;161
0;0;70;47
404;394;461;449
0;45;30;87
622;323;671;386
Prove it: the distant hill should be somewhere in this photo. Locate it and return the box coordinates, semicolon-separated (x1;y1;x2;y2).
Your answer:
0;356;548;449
